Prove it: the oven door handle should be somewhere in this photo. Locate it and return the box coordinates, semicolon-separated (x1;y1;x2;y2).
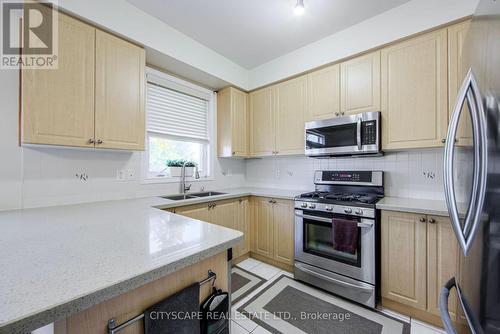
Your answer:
295;212;373;228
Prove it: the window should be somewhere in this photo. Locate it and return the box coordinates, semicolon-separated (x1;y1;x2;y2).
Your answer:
144;69;214;181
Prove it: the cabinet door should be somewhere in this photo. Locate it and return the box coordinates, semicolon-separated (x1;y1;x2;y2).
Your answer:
22;12;95;147
217;87;248;158
232;89;249;157
251;197;274;258
381;29;448;150
341;51;381;115
250;87;275;157
381;211;427;310
176;203;210;222
95;30;145;150
306;64;340;121
275;76;307;155
448;21;473;147
427;216;460;320
211;200;238;229
236;198;251;257
272;199;294;265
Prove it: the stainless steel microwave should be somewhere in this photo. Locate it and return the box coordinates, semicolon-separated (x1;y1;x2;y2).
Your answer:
305;111;381;157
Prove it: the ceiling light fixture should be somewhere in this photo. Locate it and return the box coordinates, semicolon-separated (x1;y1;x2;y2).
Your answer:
294;0;305;16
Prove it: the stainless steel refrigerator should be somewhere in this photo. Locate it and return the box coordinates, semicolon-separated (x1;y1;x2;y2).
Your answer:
440;0;500;333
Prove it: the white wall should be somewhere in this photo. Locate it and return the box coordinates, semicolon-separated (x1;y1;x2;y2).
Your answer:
49;0;249;90
246;149;449;201
248;0;479;89
0;70;246;211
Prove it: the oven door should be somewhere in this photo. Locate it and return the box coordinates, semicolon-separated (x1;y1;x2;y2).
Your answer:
305;112;380;156
294;209;376;284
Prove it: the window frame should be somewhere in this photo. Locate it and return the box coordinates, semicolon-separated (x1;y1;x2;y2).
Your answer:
141;67;215;184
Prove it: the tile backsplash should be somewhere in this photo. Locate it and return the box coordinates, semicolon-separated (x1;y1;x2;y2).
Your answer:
246;149;448;200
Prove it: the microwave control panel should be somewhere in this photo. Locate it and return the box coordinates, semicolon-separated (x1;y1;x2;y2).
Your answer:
361;121;377;145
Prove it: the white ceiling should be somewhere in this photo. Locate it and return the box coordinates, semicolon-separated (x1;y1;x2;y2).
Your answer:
126;0;411;69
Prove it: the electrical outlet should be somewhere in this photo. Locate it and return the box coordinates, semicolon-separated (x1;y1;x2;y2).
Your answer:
116;169;126;181
275;168;280;178
127;169;135;180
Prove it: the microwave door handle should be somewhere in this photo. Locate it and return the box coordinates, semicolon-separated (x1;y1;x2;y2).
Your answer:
357;117;362;150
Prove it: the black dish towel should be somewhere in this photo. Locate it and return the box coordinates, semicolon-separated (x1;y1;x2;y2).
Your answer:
144;283;200;334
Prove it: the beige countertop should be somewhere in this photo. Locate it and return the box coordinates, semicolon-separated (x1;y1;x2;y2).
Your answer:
376;196;468;217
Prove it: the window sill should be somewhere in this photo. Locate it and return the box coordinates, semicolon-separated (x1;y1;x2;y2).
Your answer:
141;176;215;185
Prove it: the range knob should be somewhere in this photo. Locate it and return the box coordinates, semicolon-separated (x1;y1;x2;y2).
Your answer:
344;208;353;214
325;205;333;211
355;209;364;215
308;204;316;209
300;203;308;208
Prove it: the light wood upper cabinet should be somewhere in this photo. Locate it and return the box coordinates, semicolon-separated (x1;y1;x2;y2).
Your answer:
272;199;294;265
250;87;275;157
381;210;427;310
217;87;249;157
275;76;307;155
22;12;145;151
251;197;274;258
95;30;145;150
306;64;341;121
22;12;95;148
448;21;473;147
341;51;381;115
381;29;448;150
427;216;460;320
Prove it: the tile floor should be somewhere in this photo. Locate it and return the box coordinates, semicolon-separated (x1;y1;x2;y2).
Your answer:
231;258;445;334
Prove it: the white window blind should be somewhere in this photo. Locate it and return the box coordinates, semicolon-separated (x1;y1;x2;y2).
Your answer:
147;82;209;140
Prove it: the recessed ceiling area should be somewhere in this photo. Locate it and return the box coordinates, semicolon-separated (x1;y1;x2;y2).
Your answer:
126;0;411;69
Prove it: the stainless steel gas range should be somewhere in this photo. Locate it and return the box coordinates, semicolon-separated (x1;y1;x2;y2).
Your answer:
294;170;384;308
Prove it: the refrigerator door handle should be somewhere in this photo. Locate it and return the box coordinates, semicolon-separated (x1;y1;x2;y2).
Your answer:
444;69;488;256
439;277;458;334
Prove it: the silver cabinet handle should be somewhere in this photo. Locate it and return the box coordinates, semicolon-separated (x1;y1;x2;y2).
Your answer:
444;69;488;256
428;218;436;224
88;139;95;144
96;139;103;144
419;217;427;223
335;112;340;116
294;212;373;228
356;117;362;150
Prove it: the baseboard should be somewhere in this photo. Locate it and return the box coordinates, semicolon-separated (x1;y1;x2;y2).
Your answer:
249;252;293;273
232;252;250;265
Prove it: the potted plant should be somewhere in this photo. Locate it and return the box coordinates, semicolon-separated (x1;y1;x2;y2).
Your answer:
166;159;196;177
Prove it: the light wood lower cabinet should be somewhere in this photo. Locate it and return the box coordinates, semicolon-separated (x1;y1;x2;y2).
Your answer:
174;197;251;259
173;196;294;267
381;210;461;328
427;216;460;320
381;211;427;310
251;197;294;266
251;197;275;258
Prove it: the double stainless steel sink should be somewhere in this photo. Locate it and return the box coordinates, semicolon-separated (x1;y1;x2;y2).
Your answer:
162;191;227;201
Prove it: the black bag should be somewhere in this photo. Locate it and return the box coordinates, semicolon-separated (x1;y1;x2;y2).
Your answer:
200;287;229;334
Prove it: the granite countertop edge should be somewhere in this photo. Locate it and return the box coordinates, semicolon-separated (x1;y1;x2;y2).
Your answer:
0;235;242;334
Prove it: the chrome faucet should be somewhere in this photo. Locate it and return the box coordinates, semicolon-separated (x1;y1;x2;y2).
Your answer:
180;161;200;194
